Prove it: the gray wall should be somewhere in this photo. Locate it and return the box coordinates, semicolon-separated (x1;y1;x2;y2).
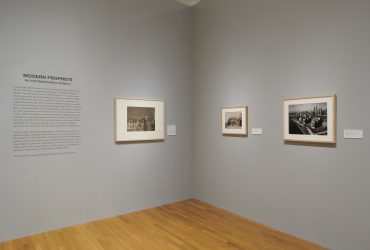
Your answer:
0;0;193;241
193;0;370;249
1;0;370;249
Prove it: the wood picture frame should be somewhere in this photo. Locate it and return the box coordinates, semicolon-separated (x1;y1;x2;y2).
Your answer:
115;98;165;142
221;106;248;136
283;95;336;144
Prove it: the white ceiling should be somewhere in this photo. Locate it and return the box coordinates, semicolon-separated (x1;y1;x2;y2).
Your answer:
173;0;202;7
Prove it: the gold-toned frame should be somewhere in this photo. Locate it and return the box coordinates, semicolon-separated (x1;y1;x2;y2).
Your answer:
221;106;248;136
115;98;165;142
283;95;337;144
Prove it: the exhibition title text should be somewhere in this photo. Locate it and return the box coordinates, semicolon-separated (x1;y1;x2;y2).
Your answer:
23;73;72;82
23;73;73;86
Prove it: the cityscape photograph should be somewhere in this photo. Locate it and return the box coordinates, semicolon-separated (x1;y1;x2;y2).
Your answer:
127;107;155;132
288;103;327;135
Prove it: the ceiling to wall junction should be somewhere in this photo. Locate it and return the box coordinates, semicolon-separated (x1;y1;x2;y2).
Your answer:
173;0;202;7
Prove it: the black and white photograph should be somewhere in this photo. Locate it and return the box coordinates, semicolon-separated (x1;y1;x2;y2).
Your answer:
221;106;248;136
127;107;155;132
115;98;164;142
283;96;336;143
288;103;327;135
225;111;242;129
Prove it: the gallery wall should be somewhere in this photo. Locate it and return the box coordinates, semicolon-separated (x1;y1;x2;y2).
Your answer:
0;0;193;241
192;0;370;249
1;0;370;248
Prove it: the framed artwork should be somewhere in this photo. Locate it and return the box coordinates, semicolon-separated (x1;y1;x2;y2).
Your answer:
115;98;164;142
221;106;248;136
283;95;336;144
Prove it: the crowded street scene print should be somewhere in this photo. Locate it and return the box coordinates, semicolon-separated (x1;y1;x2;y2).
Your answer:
127;107;155;132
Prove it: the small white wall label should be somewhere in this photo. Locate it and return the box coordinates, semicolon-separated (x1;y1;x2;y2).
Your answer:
167;125;177;136
251;128;263;135
344;129;364;139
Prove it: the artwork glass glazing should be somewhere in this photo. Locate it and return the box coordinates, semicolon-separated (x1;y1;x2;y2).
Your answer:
284;96;336;143
222;106;248;136
115;98;164;142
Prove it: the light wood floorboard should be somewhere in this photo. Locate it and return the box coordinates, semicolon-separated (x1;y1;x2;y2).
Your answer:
0;199;327;250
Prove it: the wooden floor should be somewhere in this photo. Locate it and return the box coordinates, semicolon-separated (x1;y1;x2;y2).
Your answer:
0;199;326;250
